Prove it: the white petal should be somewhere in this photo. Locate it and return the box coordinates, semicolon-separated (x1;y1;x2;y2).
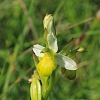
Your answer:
33;44;44;57
54;53;77;70
47;33;58;52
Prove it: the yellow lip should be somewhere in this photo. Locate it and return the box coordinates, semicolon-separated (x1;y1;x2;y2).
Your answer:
37;52;57;77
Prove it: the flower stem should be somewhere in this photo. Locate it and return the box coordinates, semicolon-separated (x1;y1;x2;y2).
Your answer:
43;71;55;100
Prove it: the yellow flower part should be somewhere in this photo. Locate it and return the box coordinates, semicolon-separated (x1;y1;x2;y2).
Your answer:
37;52;57;77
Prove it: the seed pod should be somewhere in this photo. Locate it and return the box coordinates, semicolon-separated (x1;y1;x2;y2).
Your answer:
30;77;41;100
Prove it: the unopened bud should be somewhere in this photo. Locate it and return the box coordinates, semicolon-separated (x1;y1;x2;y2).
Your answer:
96;10;100;20
77;47;84;52
43;14;56;35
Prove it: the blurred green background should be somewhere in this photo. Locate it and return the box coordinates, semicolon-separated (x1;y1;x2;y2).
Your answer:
0;0;100;100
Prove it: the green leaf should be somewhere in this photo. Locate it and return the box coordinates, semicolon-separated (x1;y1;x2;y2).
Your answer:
33;52;39;66
60;38;74;55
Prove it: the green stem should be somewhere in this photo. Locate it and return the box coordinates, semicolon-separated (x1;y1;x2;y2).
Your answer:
43;71;55;100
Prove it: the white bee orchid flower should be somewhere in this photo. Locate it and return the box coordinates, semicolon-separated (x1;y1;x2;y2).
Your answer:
32;14;77;76
33;43;77;71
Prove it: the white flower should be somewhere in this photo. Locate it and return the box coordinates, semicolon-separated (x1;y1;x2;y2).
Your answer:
32;14;77;73
33;37;77;70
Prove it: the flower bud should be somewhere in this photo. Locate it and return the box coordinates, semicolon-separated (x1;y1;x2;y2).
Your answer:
30;77;41;100
37;52;57;77
96;9;100;20
43;14;56;35
77;47;84;52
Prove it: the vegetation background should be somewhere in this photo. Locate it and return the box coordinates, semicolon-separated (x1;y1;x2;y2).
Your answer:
0;0;100;100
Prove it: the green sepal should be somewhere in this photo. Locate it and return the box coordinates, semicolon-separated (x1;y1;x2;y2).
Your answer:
67;48;78;60
60;38;74;55
33;52;39;66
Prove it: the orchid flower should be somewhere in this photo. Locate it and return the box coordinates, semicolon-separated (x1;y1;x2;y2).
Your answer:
33;14;77;77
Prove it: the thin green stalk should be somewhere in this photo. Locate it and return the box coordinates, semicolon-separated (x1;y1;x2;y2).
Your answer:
2;53;14;100
43;71;55;100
